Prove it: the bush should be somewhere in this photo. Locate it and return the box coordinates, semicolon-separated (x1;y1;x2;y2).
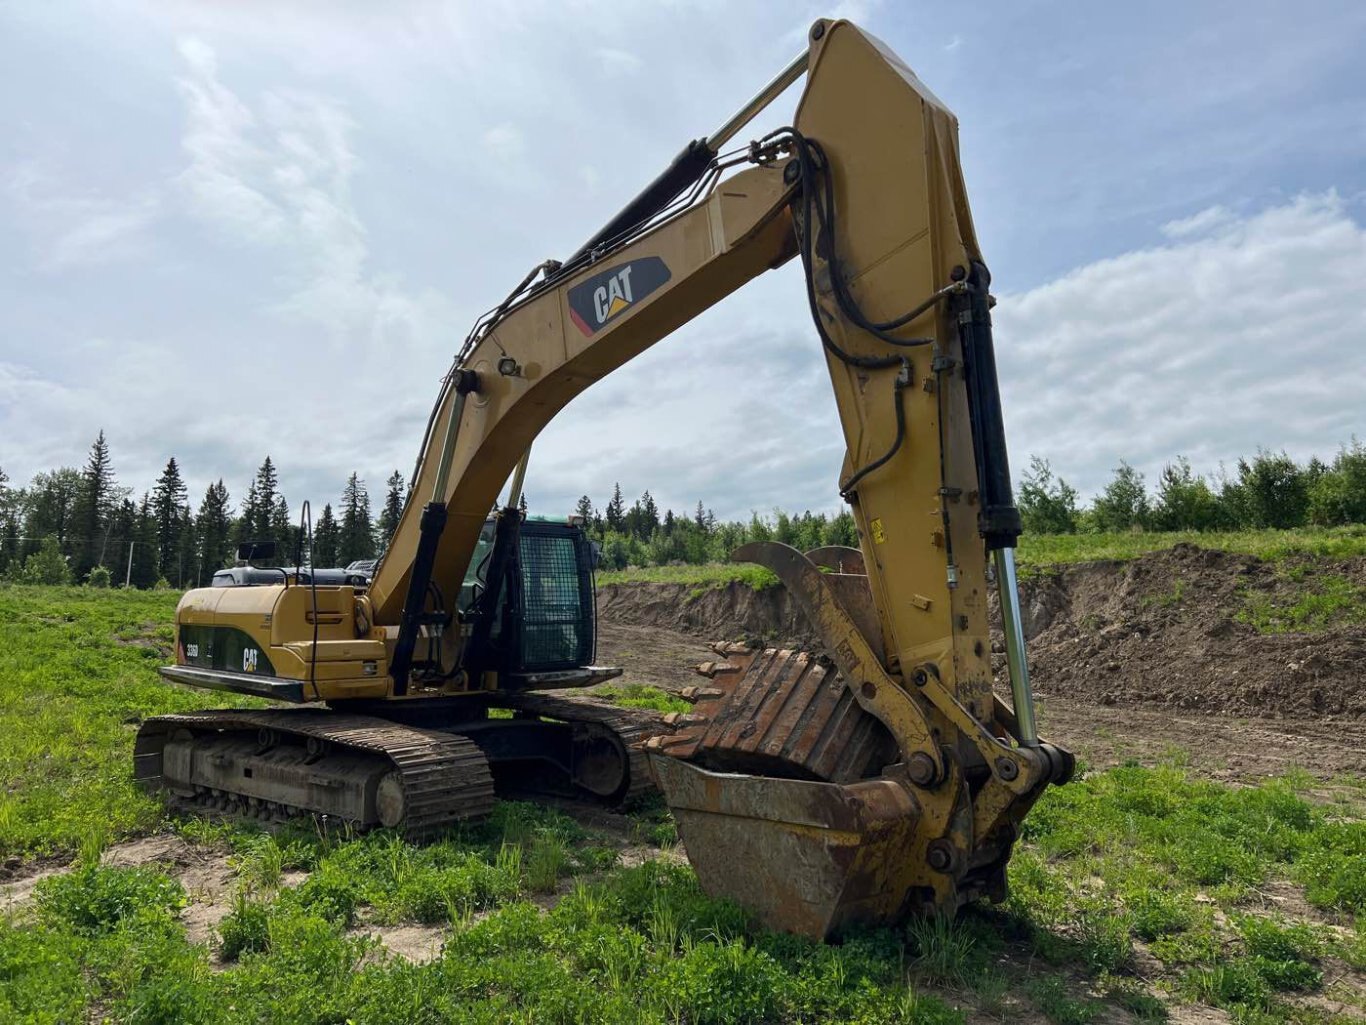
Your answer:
18;536;72;586
1091;463;1150;532
86;565;111;588
1019;456;1080;534
1308;440;1366;525
36;865;185;935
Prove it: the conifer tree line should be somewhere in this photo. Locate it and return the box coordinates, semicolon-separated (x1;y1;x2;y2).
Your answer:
3;434;1364;585
0;432;409;587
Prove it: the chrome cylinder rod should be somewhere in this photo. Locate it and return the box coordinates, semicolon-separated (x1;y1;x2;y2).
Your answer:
992;546;1039;747
706;51;808;151
430;388;470;502
506;444;533;510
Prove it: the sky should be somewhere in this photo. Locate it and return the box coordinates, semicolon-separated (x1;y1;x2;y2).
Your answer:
3;0;1364;522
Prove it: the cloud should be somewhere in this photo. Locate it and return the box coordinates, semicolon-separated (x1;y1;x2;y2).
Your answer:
5;162;160;271
480;123;526;163
995;192;1366;498
595;47;641;76
172;36;453;349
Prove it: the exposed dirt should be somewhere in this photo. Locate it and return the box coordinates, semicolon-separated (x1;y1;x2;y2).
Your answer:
1007;544;1366;720
0;834;242;947
596;545;1366;781
353;922;448;964
598;580;819;650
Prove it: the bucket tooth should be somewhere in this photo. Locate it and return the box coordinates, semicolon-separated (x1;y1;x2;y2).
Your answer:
678;685;725;702
662;711;708;727
710;641;754;657
693;660;740;679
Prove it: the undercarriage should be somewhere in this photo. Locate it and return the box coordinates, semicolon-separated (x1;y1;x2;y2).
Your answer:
134;694;669;837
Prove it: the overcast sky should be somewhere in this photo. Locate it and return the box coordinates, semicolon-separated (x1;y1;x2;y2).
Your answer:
3;0;1364;521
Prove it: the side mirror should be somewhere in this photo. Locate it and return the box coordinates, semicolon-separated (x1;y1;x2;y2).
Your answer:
236;540;277;563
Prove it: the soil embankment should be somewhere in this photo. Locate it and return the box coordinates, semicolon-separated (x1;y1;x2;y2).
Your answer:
596;544;1366;780
599;544;1366;721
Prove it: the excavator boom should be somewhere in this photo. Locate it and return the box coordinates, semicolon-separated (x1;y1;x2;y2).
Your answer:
143;17;1071;939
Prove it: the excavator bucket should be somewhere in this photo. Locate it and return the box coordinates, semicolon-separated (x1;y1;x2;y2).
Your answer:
648;542;1071;939
649;757;922;938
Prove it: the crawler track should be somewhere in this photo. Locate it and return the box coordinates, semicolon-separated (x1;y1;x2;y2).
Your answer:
134;709;495;839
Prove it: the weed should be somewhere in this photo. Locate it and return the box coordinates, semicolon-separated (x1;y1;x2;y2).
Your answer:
1142;577;1187;608
592;681;692;714
1184;961;1270;1010
1105;979;1169;1022
219;888;271;959
35;864;184;936
524;834;569;893
907;913;978;986
971;970;1012;1018
596;563;780;589
1127;888;1196;940
1026;974;1102;1025
1238;572;1366;633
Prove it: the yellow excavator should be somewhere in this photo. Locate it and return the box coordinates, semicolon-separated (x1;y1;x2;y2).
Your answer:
136;18;1072;940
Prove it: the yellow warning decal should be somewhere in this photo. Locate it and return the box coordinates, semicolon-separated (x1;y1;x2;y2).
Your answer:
870;518;886;544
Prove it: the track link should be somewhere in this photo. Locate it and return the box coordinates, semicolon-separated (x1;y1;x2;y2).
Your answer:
135;708;495;839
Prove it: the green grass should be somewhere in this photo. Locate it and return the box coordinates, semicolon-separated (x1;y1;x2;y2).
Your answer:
596;562;779;590
0;585;1362;1024
1015;524;1366;568
1238;571;1366;634
596;526;1366;592
0;585;263;857
592;682;692;714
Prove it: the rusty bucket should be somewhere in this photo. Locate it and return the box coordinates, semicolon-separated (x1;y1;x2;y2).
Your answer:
650;755;925;938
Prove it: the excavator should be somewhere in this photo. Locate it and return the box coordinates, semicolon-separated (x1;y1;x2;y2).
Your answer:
136;17;1073;940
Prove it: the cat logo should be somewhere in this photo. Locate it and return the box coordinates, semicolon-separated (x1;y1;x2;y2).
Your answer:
567;256;671;336
242;648;259;674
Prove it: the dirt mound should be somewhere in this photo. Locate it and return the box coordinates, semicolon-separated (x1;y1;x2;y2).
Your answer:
596;580;819;650
597;545;1366;721
1012;543;1366;720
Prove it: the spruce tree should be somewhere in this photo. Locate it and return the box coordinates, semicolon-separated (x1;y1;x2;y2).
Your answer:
131;494;160;588
72;430;117;580
0;466;16;577
234;480;259;549
376;471;405;554
271;495;294;565
251;457;279;541
605;483;625;532
338;473;375;564
197;481;233;581
107;498;136;585
152;458;188;580
313;504;340;567
175;505;198;587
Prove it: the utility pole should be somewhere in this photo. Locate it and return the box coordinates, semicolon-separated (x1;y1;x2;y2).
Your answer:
125;540;135;588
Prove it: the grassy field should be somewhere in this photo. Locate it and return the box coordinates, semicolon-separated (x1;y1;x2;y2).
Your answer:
596;526;1366;590
0;584;1362;1024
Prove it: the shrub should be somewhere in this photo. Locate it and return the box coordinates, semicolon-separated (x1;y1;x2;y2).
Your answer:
36;865;184;935
18;536;72;586
86;565;112;588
